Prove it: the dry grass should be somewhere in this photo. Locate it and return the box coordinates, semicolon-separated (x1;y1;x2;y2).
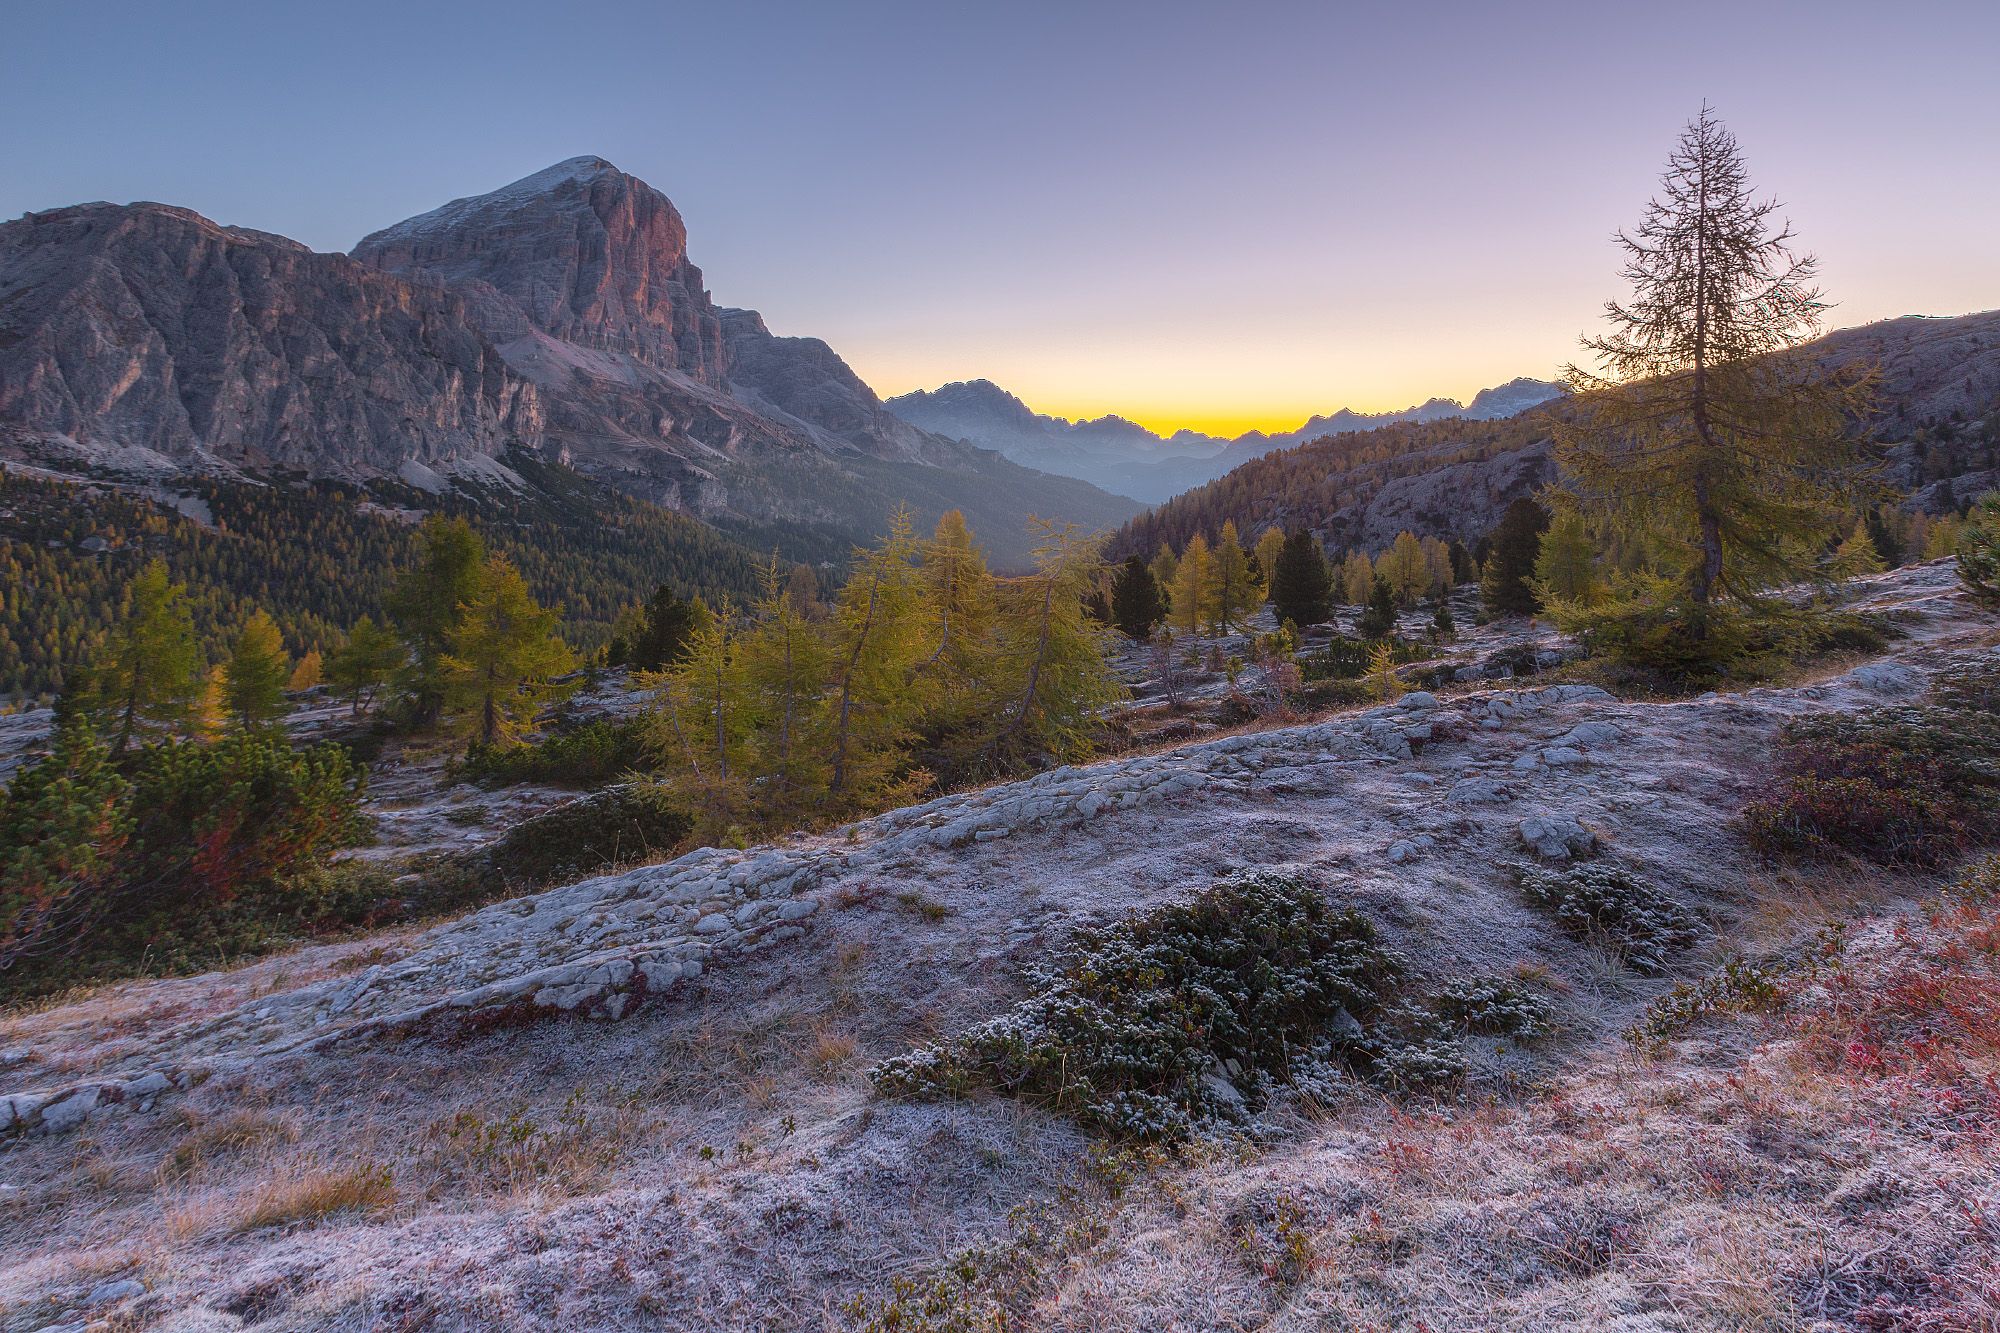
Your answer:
232;1163;396;1232
161;1107;300;1180
807;1026;859;1079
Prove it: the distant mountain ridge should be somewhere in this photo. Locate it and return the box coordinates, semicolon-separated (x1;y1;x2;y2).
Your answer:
1111;309;2000;561
886;376;1565;501
0;157;1140;566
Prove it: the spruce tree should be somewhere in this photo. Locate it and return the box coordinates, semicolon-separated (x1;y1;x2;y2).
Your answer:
1957;492;2000;603
0;710;130;969
223;611;291;729
1357;575;1400;640
1109;556;1167;639
1480;499;1550;616
1557;106;1869;620
1268;531;1334;629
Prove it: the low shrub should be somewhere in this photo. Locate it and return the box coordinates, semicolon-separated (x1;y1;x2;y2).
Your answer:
0;725;370;1001
870;870;1408;1140
1514;863;1702;974
1626;956;1784;1044
1426;975;1557;1038
458;716;653;789
1743;664;2000;866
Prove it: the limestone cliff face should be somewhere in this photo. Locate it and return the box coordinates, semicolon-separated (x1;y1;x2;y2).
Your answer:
351;158;942;470
0;202;536;475
352;157;727;384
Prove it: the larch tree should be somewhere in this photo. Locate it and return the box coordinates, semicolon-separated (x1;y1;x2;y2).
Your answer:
1340;550;1374;607
327;616;404;717
1381;531;1429;606
1169;534;1212;636
287;650;323;693
916;509;997;686
736;557;832;804
223;610;291;729
981;520;1123;771
1205;520;1259;633
824;509;930;804
1253;526;1286;598
1556;105;1871;621
650;609;752;791
1532;507;1604;605
385;516;488;726
95;559;203;753
441;557;576;751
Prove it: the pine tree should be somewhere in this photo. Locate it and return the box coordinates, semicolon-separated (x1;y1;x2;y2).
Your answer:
442;558;576;750
223;610;291;729
1357;576;1400;640
1268;531;1335;629
1169;534;1212;636
0;710;131;969
327;616;404;717
1205;520;1259;633
1556;106;1870;620
618;584;702;671
386;516;487;726
1533;508;1603;605
94;559;203;752
1481;499;1550;616
1109;556;1167;639
1448;539;1477;587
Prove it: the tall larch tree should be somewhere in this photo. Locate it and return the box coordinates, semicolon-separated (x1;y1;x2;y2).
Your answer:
1253;526;1286;598
386;516;488;726
981;521;1123;770
442;557;576;751
824;509;930;805
1340;550;1375;607
1205;520;1259;633
736;557;832;804
1169;534;1212;636
94;559;203;753
1556;105;1870;622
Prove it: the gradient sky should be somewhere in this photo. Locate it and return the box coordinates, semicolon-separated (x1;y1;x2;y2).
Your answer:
5;0;1997;436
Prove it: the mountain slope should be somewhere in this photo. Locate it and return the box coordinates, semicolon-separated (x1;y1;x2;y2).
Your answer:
0;160;1139;567
887;376;1564;502
1115;310;2000;557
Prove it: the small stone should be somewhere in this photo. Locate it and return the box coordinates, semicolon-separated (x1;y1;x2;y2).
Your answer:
1447;777;1511;805
693;913;731;935
1518;815;1596;860
37;1087;99;1133
86;1277;145;1305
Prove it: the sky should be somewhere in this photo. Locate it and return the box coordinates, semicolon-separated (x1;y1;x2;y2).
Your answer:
5;0;1997;437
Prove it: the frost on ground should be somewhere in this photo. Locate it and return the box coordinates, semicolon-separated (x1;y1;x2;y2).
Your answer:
0;562;1996;1331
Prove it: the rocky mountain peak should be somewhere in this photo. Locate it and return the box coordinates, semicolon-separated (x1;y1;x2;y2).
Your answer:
353;156;724;381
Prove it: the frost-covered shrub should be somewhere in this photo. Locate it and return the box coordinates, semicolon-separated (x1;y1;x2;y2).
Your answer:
1743;665;2000;867
1626;956;1784;1044
1515;863;1701;974
870;870;1406;1140
1427;975;1558;1038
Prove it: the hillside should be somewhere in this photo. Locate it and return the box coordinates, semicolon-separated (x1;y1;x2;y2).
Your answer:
1115;310;2000;558
0;159;1139;568
2;562;1995;1329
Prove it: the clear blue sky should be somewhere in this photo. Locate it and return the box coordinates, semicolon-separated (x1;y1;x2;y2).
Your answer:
6;0;1996;434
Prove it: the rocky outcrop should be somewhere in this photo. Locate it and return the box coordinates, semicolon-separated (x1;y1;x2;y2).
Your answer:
0;203;537;475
